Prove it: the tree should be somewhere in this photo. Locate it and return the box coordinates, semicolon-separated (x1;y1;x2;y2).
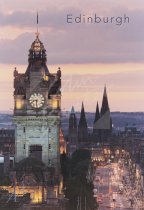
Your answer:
61;149;98;210
60;152;70;186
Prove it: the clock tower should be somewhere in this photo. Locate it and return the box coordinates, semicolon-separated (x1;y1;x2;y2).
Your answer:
13;33;61;174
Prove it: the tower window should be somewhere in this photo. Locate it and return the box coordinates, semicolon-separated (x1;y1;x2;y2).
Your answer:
24;144;25;149
23;127;25;133
49;144;51;149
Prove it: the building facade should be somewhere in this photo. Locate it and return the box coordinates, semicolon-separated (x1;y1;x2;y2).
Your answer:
13;34;61;174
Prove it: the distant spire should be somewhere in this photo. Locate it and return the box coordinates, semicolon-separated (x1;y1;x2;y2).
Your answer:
82;101;84;109
78;102;88;143
94;102;100;123
36;11;39;38
101;85;109;116
69;106;77;135
37;11;38;24
71;106;75;114
103;84;107;97
68;106;78;146
78;102;87;128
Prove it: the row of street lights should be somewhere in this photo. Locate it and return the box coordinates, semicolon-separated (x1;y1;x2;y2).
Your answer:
119;156;144;209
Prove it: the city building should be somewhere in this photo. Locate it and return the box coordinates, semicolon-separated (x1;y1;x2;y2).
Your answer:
13;32;61;176
0;129;15;155
121;124;140;137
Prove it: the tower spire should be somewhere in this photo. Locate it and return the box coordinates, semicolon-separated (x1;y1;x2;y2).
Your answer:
78;102;88;143
36;11;39;38
104;84;107;97
79;102;87;127
101;85;109;116
71;106;75;114
94;102;100;123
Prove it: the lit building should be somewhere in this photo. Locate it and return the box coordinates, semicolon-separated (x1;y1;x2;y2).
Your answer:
13;32;61;175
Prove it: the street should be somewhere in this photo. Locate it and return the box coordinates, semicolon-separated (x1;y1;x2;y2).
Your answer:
93;162;134;210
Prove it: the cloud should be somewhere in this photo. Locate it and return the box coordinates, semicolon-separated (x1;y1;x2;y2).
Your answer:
0;7;80;28
0;6;144;64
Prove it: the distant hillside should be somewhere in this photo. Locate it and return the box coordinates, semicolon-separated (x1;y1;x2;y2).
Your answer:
0;112;144;132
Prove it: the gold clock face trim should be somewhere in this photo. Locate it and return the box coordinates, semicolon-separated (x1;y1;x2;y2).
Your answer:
29;93;45;108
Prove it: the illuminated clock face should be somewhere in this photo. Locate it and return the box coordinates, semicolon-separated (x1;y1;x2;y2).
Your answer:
29;93;45;108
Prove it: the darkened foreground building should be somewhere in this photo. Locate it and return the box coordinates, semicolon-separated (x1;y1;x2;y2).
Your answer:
0;129;15;174
0;129;15;155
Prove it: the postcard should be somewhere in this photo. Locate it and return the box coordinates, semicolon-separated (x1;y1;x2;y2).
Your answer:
0;1;143;210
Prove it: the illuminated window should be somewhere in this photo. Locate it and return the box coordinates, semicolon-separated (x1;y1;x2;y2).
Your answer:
16;99;23;109
52;99;58;109
45;75;49;81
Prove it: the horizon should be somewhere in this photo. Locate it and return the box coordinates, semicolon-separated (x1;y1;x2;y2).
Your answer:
1;110;144;114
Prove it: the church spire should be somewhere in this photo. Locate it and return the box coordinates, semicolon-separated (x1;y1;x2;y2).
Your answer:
94;102;100;123
69;106;77;129
68;106;78;148
101;85;109;116
78;102;88;143
71;106;75;114
79;102;87;128
36;12;40;38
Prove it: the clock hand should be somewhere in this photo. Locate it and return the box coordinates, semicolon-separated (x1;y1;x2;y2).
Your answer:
31;99;38;108
35;99;38;108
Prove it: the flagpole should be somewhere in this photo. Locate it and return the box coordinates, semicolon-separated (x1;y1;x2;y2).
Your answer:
37;11;39;36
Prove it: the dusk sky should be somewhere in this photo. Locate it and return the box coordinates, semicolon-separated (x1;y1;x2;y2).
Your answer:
0;0;144;112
